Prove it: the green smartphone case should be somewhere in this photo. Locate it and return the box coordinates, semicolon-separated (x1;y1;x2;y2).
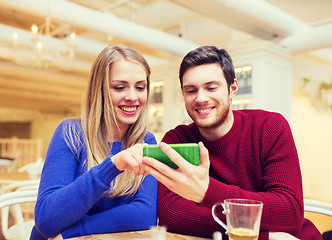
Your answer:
143;143;200;169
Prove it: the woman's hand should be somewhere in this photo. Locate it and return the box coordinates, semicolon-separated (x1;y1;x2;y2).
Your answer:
112;143;146;175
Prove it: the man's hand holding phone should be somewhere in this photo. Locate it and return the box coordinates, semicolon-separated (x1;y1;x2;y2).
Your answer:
142;142;210;203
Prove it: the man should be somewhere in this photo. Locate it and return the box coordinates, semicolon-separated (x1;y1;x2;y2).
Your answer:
142;46;322;240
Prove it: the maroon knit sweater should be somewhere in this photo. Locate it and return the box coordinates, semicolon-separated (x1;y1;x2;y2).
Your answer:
158;109;322;240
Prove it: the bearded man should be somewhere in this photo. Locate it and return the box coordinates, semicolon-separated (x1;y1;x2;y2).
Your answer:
142;46;322;240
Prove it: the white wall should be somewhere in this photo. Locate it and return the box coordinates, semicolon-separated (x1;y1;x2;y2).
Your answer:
292;94;332;201
291;53;332;203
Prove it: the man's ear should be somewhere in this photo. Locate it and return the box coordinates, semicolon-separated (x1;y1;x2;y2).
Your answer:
230;79;238;99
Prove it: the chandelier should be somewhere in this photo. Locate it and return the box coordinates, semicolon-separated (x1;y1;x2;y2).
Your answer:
11;16;76;69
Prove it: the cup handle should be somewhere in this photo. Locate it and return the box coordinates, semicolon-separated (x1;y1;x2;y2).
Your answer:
212;202;228;231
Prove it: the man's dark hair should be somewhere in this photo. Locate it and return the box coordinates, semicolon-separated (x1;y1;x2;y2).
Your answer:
179;46;235;91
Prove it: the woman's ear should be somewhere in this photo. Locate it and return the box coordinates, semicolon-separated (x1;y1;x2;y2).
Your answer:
229;79;238;99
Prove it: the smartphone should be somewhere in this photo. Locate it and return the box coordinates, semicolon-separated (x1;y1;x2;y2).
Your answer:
143;143;200;169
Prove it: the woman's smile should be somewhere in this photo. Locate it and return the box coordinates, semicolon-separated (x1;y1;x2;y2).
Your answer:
119;105;139;115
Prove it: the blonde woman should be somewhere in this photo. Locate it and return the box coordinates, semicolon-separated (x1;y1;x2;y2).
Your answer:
31;45;157;239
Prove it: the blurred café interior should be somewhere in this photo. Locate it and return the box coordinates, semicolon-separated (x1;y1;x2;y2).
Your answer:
0;0;332;238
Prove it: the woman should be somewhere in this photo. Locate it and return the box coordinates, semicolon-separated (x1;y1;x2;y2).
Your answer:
30;45;157;239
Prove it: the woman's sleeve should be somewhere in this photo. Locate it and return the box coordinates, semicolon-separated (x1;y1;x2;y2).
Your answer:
34;120;122;238
144;131;157;145
61;174;158;238
60;131;158;238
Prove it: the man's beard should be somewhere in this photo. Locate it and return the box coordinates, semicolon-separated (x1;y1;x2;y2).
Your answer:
188;102;230;130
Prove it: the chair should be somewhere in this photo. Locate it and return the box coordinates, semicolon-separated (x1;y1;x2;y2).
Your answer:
0;152;20;173
304;199;332;217
2;180;40;193
0;181;39;240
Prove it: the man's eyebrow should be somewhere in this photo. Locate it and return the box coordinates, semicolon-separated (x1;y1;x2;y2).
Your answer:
183;84;196;89
183;81;220;88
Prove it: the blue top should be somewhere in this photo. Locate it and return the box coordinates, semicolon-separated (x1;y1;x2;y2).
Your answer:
30;119;158;239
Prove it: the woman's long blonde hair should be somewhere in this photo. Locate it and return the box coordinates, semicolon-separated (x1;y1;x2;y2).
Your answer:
68;45;150;197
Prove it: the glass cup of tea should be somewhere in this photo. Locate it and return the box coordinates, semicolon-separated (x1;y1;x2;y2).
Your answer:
212;199;263;240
